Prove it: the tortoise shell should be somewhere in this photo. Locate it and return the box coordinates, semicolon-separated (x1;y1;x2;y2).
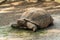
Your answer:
20;8;53;28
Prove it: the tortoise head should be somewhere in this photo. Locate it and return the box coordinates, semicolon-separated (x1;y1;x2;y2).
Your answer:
17;19;26;26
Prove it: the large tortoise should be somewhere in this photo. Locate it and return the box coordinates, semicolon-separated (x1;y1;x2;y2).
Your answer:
11;7;53;32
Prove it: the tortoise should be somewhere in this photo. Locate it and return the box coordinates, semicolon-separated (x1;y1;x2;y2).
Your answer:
11;7;53;32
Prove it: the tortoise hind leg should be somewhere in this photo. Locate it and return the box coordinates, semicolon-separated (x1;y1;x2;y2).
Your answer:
49;22;54;27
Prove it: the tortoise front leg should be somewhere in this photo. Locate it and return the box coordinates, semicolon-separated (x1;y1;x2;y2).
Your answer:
27;22;37;32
